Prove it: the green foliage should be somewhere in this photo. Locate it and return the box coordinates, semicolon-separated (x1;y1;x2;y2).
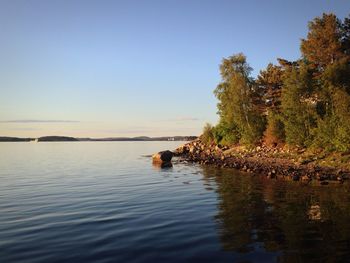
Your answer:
257;63;284;112
314;88;350;151
264;111;285;146
202;123;215;144
281;64;317;147
203;13;350;152
321;58;350;94
311;49;350;151
214;53;266;145
212;120;240;146
300;13;344;69
343;16;350;55
239;113;266;146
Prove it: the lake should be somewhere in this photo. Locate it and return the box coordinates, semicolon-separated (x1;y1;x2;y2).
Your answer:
1;142;350;263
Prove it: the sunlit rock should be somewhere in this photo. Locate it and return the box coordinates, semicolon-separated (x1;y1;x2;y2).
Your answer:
152;150;173;168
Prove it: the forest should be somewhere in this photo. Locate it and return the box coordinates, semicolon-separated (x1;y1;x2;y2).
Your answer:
204;13;350;152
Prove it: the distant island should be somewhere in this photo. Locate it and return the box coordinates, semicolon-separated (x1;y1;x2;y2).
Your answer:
0;136;197;142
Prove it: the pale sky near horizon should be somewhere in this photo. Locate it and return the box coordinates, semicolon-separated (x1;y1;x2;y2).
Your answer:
1;0;349;138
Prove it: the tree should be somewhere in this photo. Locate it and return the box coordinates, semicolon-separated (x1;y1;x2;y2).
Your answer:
263;111;285;147
315;88;350;151
214;54;265;145
299;13;350;151
257;63;287;145
301;13;345;70
341;15;350;56
204;13;350;152
257;63;284;113
281;64;317;146
313;59;350;151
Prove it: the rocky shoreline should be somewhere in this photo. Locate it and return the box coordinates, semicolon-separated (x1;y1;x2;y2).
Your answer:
173;139;350;184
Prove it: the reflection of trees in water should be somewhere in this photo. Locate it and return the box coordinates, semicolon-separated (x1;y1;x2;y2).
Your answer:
200;166;350;262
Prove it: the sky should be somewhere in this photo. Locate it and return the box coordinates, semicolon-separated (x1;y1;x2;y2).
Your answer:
0;0;349;138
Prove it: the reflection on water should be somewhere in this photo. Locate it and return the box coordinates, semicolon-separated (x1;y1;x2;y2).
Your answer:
201;166;350;263
152;162;173;170
1;142;350;262
308;205;322;221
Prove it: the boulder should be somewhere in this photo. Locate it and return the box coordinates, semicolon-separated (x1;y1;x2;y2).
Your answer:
175;145;189;155
152;150;173;166
189;146;196;154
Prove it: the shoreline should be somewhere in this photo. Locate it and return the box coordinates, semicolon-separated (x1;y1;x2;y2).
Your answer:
173;139;350;184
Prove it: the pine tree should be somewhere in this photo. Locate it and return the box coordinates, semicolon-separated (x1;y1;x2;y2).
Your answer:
257;63;284;112
301;13;345;71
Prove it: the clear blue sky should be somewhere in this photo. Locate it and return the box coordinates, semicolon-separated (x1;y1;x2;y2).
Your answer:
1;0;349;137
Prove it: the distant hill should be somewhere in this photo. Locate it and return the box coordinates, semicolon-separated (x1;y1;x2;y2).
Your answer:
38;136;79;142
0;137;33;142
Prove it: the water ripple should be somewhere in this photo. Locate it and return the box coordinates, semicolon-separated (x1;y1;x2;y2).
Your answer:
1;142;350;262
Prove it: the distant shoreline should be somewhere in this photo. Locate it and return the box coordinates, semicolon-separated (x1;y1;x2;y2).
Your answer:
0;136;197;142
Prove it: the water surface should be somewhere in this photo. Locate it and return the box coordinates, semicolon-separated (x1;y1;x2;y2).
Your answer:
1;142;350;262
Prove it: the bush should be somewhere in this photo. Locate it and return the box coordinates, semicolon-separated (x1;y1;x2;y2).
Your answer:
212;121;240;146
239;113;266;146
201;123;215;144
313;88;350;152
264;111;285;146
281;65;317;147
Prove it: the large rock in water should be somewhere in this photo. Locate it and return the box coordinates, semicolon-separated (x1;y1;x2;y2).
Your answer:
152;150;173;168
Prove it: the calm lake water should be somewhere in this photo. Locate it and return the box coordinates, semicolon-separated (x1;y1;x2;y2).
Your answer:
1;142;350;263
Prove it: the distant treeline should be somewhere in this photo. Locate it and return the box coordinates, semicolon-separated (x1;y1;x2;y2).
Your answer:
0;136;78;142
0;137;32;142
203;13;350;152
0;136;197;142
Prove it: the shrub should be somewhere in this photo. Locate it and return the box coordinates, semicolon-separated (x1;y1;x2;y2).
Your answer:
212;121;240;146
264;111;285;146
239;113;266;146
201;123;215;144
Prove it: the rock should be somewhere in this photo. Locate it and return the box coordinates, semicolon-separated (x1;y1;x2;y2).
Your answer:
301;175;310;181
170;138;350;184
267;171;276;179
292;174;300;181
174;145;188;155
318;174;328;181
152;150;173;167
189;146;196;154
337;176;344;183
